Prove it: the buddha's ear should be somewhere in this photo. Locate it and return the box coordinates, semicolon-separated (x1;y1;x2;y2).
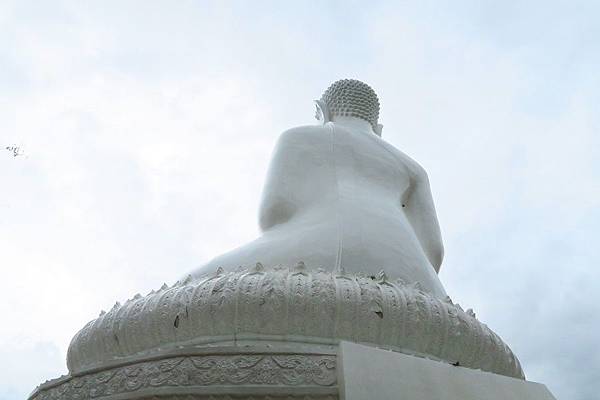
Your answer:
314;100;330;125
374;123;383;137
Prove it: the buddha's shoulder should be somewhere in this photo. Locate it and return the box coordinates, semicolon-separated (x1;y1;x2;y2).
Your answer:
401;155;429;180
379;140;428;179
278;124;331;143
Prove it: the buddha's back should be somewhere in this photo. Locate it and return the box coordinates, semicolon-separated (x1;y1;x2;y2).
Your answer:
190;120;447;299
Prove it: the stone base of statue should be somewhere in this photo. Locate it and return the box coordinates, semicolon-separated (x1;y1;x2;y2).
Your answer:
29;266;556;400
29;341;556;400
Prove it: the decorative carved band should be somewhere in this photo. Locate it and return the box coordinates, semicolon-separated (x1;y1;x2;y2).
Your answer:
126;397;337;400
31;354;337;400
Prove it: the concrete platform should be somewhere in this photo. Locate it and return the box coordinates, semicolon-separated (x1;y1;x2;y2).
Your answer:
339;341;556;400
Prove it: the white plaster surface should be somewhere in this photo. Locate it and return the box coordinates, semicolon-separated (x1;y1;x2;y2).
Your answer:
339;341;556;400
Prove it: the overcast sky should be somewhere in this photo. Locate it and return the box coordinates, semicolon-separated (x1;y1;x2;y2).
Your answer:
1;1;599;399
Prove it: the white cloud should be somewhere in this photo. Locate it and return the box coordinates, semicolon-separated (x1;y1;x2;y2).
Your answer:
1;1;598;399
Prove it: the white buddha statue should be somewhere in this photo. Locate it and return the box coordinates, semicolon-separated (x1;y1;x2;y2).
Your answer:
189;79;447;299
56;80;524;390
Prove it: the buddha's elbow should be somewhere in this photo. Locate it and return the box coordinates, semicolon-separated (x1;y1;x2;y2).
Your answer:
258;199;297;232
430;243;444;273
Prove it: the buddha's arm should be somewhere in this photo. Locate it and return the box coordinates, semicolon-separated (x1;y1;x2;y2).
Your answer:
258;127;324;232
404;170;444;272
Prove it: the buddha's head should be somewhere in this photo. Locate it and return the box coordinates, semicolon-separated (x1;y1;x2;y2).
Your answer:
315;79;383;136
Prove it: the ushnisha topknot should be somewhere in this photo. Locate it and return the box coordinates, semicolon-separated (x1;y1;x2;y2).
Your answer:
319;79;380;130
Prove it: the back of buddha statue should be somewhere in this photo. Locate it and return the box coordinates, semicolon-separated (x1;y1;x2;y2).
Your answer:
189;79;446;299
256;120;446;298
51;80;527;395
